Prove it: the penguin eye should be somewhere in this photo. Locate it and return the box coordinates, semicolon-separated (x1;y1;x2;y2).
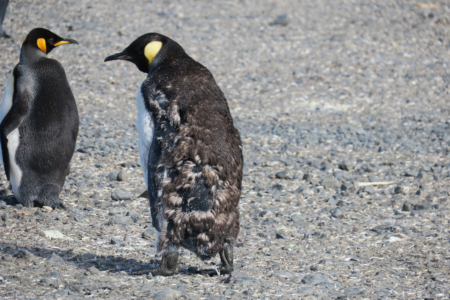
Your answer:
48;38;55;46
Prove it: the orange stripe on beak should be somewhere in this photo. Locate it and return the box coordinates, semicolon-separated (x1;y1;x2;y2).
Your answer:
54;41;70;47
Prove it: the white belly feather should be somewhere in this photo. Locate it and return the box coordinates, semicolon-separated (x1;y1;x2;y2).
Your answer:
7;128;21;200
137;84;154;191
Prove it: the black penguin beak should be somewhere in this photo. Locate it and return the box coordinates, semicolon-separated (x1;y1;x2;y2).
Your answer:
54;38;78;47
104;52;132;62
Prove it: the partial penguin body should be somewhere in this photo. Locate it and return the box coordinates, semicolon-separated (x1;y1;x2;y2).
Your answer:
105;33;243;273
0;28;79;208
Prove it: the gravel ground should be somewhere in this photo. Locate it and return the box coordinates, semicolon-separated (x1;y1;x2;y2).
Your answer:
1;0;450;299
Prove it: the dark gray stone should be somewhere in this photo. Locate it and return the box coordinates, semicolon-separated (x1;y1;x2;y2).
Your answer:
269;13;289;26
108;172;117;181
405;170;418;177
1;213;8;221
272;184;283;191
414;203;430;210
301;273;329;285
363;186;375;194
402;202;412;212
275;171;289;179
110;238;121;245
338;162;351;171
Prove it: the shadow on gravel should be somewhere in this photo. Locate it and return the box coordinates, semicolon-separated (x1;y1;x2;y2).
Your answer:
0;241;219;277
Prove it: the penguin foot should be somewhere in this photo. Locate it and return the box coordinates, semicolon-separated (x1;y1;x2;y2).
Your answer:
31;199;66;210
219;243;234;274
199;243;235;277
51;201;66;210
150;252;179;276
131;252;179;277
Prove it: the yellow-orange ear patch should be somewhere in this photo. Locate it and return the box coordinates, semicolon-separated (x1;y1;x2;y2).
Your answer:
144;41;162;65
37;38;47;54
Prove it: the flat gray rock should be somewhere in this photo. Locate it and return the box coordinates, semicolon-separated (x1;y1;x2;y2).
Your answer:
111;190;132;201
301;273;330;285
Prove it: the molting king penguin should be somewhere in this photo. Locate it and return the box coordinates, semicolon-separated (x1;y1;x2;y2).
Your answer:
0;28;79;209
105;33;243;276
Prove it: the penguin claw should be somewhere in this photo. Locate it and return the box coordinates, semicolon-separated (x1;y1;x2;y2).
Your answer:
198;266;233;277
51;202;66;210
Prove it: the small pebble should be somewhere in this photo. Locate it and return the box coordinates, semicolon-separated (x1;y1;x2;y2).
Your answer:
117;169;129;181
301;273;329;285
108;172;117;181
269;13;289;26
363;186;375;194
405;171;418;177
395;186;410;195
330;208;344;219
402;202;412;212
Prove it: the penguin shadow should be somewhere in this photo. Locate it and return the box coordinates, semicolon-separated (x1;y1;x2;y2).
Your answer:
0;242;232;281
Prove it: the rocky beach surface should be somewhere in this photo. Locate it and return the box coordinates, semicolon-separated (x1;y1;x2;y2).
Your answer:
0;0;449;299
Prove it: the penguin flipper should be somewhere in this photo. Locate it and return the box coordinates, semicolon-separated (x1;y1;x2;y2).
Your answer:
0;110;26;181
0;70;15;176
0;67;31;180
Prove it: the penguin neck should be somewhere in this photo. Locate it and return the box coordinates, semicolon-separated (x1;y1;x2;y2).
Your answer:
148;41;187;74
19;46;47;64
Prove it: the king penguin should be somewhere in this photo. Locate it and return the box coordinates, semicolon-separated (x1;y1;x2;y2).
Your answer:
0;28;79;209
105;33;243;276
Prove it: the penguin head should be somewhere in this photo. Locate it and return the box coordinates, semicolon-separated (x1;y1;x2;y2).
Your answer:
21;28;78;57
104;33;185;73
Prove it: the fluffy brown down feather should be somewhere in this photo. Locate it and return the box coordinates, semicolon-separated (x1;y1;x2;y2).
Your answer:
142;52;243;258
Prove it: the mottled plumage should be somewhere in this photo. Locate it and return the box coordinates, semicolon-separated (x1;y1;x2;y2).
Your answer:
105;33;243;276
